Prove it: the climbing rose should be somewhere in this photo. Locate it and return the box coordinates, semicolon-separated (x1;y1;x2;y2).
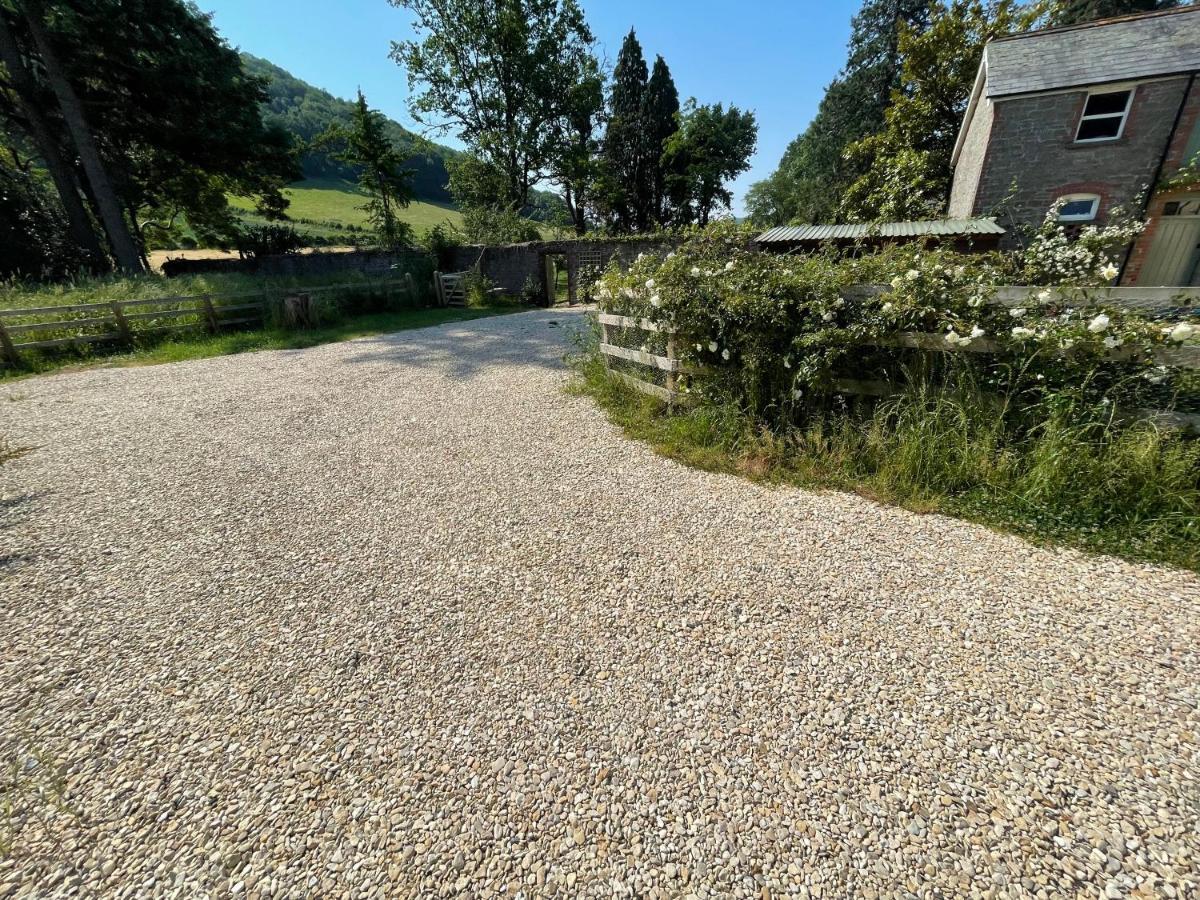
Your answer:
1168;322;1198;342
708;341;718;352
1087;314;1110;333
1099;262;1120;281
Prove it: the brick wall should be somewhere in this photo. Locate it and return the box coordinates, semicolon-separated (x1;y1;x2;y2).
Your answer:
971;77;1191;248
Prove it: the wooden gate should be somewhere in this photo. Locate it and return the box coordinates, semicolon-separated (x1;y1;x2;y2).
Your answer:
1142;199;1200;286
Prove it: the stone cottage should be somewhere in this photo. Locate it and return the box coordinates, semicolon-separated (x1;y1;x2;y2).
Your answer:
948;7;1200;285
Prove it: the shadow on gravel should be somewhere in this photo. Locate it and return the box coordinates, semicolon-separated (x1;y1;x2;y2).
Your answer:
338;312;589;381
0;492;41;572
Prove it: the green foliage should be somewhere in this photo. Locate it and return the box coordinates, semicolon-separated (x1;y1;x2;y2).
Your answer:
745;0;932;226
644;57;681;227
595;223;1196;424
421;223;462;270
580;224;1200;569
315;90;416;249
0;0;299;272
547;51;605;234
391;0;596;210
234;224;308;260
840;0;1040;222
1050;0;1177;25
663;102;758;227
0;146;92;279
239;53;456;202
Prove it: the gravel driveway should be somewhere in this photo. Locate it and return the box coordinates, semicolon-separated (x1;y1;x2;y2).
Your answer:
1;308;1198;899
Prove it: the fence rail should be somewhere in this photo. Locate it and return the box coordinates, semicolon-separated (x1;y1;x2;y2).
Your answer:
0;276;417;367
597;286;1200;428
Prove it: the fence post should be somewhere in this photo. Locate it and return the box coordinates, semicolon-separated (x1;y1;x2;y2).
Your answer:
665;333;677;398
201;296;220;333
600;317;611;370
0;321;19;368
110;301;133;346
434;271;444;307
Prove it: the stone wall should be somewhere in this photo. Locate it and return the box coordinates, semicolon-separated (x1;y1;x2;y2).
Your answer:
948;95;995;218
970;77;1189;246
162;249;432;279
447;237;682;305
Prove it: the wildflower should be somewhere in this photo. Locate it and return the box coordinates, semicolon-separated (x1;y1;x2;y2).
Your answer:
708;341;718;352
691;267;701;276
721;348;730;361
1036;290;1051;303
666;252;676;259
783;356;792;369
645;278;656;289
1167;322;1198;342
622;287;637;300
1010;308;1026;318
905;269;920;280
792;387;803;400
944;331;969;348
822;312;835;322
650;294;662;308
1012;326;1035;339
1036;373;1045;381
890;276;904;290
1087;314;1110;333
1103;335;1123;349
881;302;893;313
695;343;703;352
1099;262;1120;281
969;325;986;339
724;261;736;271
953;266;965;277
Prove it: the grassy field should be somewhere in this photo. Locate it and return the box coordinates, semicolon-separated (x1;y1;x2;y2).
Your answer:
228;178;464;241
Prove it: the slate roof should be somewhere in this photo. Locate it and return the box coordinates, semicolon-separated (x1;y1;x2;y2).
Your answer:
985;7;1200;98
755;218;1005;243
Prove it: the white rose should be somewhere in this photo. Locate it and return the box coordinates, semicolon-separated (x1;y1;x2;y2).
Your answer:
1087;314;1110;333
1012;327;1035;339
1168;322;1198;342
708;341;718;352
970;325;986;339
645;278;655;289
1103;336;1123;349
721;349;730;361
724;261;735;271
1099;262;1119;281
691;267;701;276
1009;308;1026;318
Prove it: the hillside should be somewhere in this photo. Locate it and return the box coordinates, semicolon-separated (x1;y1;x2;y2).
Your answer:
228;177;464;241
241;53;457;203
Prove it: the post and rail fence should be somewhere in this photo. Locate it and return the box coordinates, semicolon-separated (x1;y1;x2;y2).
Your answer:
598;285;1200;430
0;275;420;368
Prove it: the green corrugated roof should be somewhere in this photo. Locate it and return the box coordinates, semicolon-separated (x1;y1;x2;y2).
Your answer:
756;218;1005;243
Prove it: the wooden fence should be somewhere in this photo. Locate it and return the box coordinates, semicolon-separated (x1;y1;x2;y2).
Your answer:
434;271;469;308
0;276;418;368
598;285;1200;429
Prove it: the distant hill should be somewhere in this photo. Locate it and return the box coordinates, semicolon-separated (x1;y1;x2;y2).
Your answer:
241;53;457;203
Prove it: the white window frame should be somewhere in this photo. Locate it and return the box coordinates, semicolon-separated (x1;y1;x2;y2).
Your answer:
1074;87;1134;143
1055;193;1101;222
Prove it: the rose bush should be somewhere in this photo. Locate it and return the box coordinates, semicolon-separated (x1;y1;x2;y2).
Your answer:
594;222;1198;426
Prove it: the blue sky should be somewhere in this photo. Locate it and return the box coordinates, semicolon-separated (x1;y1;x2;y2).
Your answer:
202;0;858;215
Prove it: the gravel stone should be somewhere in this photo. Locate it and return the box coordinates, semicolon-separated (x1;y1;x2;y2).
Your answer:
1;308;1198;897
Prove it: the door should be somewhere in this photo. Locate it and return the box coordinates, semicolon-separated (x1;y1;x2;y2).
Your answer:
1140;196;1200;286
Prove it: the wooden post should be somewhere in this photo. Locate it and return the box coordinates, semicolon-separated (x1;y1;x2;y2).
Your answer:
405;272;416;306
600;318;611;370
0;320;19;368
201;296;220;333
665;333;677;399
110;300;132;345
434;271;444;307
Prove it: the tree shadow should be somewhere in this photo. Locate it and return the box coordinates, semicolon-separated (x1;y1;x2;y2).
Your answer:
0;491;42;572
336;309;591;381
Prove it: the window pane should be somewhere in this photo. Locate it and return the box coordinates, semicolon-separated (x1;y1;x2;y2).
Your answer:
1059;199;1097;219
1077;116;1122;140
1083;90;1131;117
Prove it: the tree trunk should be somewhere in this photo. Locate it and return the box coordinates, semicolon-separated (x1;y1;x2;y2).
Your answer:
19;0;144;273
0;9;109;271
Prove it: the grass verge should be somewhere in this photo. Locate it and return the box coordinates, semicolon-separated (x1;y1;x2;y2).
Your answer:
3;306;525;380
571;352;1200;572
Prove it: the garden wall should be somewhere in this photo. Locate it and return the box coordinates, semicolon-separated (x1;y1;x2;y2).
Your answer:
448;237;682;304
162;249;432;279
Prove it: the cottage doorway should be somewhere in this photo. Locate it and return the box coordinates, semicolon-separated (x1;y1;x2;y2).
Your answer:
1141;196;1200;286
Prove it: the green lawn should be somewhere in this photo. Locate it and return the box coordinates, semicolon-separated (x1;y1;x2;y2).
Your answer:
228;178;464;241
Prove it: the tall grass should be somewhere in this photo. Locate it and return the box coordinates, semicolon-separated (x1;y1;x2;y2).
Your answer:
573;351;1200;570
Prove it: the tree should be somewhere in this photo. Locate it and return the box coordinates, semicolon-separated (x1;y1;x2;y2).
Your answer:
0;0;298;272
547;49;604;235
317;90;415;248
744;0;930;225
839;0;1037;222
17;0;143;272
644;56;681;227
598;29;650;231
663;102;757;227
391;0;595;210
1051;0;1176;25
